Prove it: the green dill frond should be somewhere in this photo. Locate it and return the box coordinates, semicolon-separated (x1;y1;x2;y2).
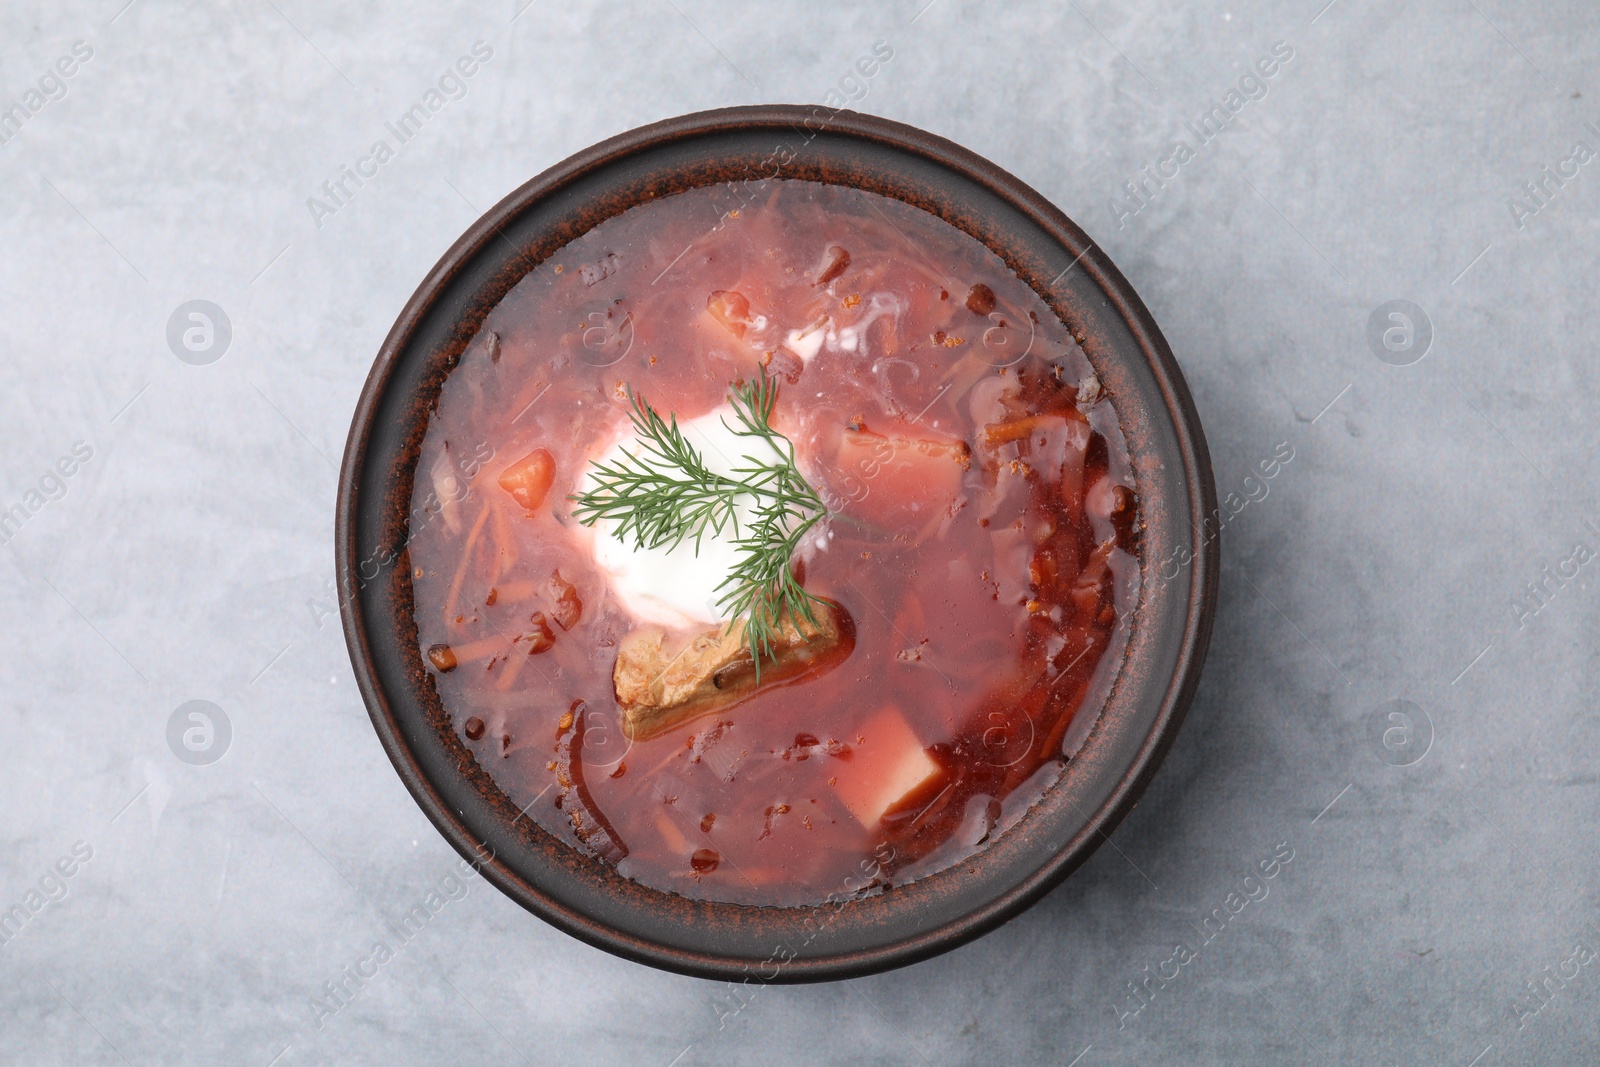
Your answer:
569;367;829;676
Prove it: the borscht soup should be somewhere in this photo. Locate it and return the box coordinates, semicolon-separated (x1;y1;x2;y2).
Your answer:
407;180;1141;907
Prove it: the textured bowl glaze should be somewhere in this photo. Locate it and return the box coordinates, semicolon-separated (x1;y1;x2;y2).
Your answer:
337;105;1217;981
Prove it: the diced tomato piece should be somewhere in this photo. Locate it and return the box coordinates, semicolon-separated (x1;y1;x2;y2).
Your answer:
830;423;969;531
706;290;752;339
815;245;851;286
762;346;804;384
523;613;556;654
548;569;583;630
498;448;555;511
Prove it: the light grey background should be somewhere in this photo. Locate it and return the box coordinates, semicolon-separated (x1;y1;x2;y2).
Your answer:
1;0;1595;1063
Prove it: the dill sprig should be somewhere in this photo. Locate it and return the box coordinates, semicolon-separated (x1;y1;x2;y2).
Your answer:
570;368;829;676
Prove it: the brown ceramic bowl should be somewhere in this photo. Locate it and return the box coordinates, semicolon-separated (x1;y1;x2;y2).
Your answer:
337;105;1217;981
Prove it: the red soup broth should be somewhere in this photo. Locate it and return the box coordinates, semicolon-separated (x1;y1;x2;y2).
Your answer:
408;180;1141;907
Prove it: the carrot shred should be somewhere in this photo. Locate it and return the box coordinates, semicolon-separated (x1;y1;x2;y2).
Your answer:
491;579;540;602
983;415;1055;446
443;502;491;625
489;502;517;585
495;642;531;690
445;633;508;666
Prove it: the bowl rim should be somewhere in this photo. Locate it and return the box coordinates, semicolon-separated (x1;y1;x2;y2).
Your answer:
337;103;1218;981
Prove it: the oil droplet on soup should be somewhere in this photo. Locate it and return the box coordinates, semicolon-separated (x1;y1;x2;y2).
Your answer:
408;180;1141;907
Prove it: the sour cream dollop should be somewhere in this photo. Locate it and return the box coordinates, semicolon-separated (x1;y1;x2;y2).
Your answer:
581;404;792;631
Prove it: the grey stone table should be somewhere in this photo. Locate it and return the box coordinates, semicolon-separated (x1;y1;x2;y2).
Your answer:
2;0;1595;1063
